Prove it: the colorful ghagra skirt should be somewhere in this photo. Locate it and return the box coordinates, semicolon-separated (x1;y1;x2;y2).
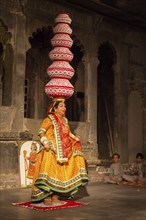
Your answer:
31;150;88;202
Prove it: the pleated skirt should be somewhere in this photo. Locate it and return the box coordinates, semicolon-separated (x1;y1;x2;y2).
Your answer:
31;149;88;202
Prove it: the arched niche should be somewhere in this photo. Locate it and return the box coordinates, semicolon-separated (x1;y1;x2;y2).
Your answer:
24;26;53;119
128;91;143;163
97;41;117;159
0;19;13;106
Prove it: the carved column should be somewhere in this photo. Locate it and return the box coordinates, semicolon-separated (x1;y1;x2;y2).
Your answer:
82;51;99;181
142;88;146;157
127;80;146;162
11;11;26;132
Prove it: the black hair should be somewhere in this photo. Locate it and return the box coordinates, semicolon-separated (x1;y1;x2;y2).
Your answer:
136;153;144;159
112;153;120;159
51;100;63;113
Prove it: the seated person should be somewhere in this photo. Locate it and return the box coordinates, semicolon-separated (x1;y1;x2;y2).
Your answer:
123;152;146;184
104;153;123;184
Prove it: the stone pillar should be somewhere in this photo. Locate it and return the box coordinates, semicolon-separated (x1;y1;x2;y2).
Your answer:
143;88;146;160
143;108;146;158
113;62;120;154
83;51;99;181
86;54;98;144
117;44;129;163
11;11;26;132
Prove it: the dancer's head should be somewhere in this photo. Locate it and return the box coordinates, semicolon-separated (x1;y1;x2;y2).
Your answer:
47;98;66;116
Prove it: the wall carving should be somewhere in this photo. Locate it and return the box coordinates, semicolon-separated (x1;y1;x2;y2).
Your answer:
0;106;16;132
127;80;146;107
0;19;13;106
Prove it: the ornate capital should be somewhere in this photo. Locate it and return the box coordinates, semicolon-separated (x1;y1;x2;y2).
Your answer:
0;19;12;47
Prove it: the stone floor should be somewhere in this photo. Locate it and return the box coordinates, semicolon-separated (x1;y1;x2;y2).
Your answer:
0;182;146;220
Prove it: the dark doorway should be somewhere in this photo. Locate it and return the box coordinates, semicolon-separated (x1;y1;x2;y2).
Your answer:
97;41;116;159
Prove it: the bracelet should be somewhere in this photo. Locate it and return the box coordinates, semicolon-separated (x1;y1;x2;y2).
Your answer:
43;140;49;145
40;136;49;145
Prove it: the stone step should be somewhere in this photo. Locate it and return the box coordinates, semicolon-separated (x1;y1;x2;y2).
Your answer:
0;174;20;189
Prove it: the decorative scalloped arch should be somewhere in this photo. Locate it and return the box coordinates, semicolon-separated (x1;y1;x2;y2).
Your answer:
98;41;117;66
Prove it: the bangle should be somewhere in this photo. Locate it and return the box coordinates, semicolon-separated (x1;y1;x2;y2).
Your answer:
43;140;49;145
40;136;49;145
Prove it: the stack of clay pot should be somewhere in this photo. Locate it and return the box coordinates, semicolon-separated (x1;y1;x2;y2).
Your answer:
45;13;75;99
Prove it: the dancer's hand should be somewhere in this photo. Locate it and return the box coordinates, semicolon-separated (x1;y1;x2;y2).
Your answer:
44;143;50;151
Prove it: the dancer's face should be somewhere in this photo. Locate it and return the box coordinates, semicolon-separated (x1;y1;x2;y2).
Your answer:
55;101;66;116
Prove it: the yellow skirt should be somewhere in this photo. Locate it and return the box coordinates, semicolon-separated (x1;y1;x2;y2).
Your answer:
31;149;88;202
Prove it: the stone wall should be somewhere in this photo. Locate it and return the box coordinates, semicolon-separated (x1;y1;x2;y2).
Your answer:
0;132;32;188
0;0;146;187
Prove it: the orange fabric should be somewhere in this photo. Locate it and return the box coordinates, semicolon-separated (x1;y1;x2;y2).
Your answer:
40;114;82;161
27;152;37;179
31;114;88;202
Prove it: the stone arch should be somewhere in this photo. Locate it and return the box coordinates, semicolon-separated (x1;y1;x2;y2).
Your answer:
97;41;117;159
0;19;13;106
24;26;53;119
66;35;85;121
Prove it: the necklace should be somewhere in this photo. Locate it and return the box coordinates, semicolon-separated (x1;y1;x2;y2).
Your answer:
55;113;65;123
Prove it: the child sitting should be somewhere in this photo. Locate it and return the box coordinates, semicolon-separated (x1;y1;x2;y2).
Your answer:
123;152;146;184
104;153;123;184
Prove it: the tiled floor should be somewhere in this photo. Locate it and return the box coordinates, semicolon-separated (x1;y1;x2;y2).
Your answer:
0;182;146;220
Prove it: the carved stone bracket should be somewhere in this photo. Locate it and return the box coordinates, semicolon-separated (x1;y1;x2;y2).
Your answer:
127;80;146;107
92;15;104;33
0;19;12;54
